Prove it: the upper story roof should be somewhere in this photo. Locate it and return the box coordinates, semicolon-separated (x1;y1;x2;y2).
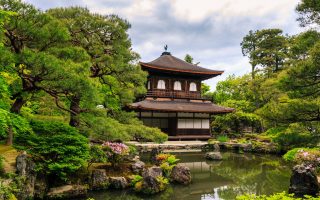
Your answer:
140;52;224;80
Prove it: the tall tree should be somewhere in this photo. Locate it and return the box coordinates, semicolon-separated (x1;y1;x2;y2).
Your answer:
241;30;258;79
296;0;320;27
47;7;147;127
0;0;79;114
241;29;288;77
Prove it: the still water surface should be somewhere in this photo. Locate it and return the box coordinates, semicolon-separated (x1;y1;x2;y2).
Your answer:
88;152;291;200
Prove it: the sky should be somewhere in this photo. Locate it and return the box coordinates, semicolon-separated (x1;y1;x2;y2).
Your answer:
24;0;303;91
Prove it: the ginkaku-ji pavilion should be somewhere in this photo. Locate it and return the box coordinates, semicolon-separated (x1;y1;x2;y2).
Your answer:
129;49;234;140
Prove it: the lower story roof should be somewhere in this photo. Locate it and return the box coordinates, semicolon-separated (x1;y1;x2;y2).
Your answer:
129;99;234;114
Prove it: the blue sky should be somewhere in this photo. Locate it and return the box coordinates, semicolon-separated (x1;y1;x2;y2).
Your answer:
24;0;303;90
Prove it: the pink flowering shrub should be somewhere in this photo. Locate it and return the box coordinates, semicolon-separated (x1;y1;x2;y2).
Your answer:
295;149;320;167
102;142;129;167
284;148;320;168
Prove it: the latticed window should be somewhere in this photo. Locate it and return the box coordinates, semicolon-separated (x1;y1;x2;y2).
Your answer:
189;82;197;91
173;81;182;90
157;80;166;89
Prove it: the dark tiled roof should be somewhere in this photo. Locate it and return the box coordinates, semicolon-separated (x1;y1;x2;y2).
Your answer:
140;54;223;75
129;99;234;113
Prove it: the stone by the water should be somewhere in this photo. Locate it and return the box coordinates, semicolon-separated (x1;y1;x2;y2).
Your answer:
289;164;319;197
131;160;145;174
170;164;191;185
205;152;223;160
141;166;164;194
46;185;87;199
109;177;128;189
91;169;109;190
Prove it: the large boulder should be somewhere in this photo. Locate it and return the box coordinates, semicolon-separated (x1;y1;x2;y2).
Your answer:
109;177;128;189
289;164;319;197
205;152;223;161
131;160;145;174
16;152;37;200
170;164;191;185
46;185;87;199
90;169;109;190
140;166;164;194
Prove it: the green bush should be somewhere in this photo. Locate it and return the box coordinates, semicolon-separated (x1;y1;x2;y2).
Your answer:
83;116;168;143
88;145;108;169
236;192;320;199
273;124;317;151
0;156;4;176
217;135;229;142
156;154;179;177
130;175;143;187
283;148;302;162
14;120;90;181
126;124;168;143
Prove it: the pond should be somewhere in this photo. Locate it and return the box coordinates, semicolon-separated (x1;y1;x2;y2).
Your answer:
88;152;292;200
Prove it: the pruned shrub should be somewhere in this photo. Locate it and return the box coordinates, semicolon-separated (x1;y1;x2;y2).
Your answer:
14;120;90;181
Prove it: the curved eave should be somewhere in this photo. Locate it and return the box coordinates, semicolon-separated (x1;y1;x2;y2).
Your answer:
128;100;235;114
140;62;224;76
130;106;235;114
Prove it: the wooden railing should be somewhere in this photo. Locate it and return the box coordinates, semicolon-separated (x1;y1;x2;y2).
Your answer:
146;89;208;100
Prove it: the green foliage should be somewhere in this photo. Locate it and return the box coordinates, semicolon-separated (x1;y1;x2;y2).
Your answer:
125;123;168;143
296;0;320;27
156;154;179;177
0;179;19;200
0;109;32;141
272;123;318;151
283;148;303;162
217;135;229;142
0;156;4;176
156;176;169;191
89;145;108;165
241;29;288;76
83;113;168;143
130;175;143;187
14;120;89;181
184;54;194;64
283;148;320;167
237;192;320;200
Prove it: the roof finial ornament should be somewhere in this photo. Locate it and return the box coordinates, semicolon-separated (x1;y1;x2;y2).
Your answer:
164;44;168;52
161;44;171;56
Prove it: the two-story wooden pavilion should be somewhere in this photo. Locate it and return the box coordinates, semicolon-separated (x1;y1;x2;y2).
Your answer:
129;51;234;140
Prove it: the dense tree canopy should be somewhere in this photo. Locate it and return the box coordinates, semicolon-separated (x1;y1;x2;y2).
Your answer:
296;0;320;27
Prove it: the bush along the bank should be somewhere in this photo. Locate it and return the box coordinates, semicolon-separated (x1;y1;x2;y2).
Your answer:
14;120;90;182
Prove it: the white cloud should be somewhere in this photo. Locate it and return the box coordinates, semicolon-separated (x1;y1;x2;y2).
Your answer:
23;0;303;90
171;0;299;23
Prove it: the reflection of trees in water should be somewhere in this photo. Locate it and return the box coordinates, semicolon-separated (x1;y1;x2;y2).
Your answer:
209;153;291;198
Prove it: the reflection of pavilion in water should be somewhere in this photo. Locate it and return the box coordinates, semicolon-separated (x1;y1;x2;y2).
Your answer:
170;154;235;200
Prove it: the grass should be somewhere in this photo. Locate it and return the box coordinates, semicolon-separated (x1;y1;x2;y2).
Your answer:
0;143;19;173
217;135;229;143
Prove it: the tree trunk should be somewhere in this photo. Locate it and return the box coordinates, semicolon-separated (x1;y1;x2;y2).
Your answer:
69;96;81;127
251;64;255;79
6;126;13;146
10;96;26;114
